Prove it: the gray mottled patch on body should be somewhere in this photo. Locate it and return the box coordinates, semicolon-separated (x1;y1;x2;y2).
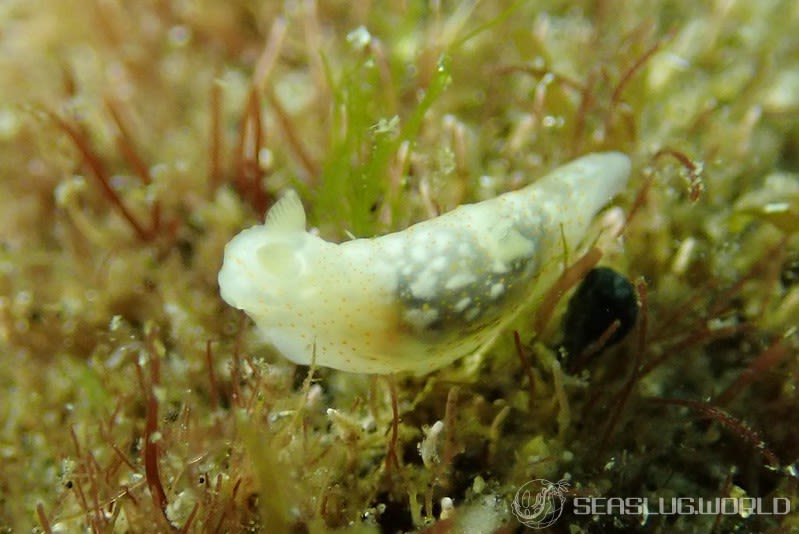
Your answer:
394;224;540;337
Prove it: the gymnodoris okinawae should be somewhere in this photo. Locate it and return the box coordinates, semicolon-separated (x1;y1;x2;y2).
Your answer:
218;152;631;374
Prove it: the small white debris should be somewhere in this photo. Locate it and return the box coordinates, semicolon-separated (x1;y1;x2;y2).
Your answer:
346;26;372;50
418;420;445;468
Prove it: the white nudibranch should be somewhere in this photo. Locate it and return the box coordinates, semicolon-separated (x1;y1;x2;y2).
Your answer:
218;152;631;374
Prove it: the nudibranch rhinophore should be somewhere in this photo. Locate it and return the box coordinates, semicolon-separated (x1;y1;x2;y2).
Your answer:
218;152;631;374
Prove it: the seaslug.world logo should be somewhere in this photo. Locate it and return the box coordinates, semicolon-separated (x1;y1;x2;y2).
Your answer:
511;478;570;529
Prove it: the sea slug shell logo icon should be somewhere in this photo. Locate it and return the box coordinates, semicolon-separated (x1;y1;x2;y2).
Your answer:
512;478;570;529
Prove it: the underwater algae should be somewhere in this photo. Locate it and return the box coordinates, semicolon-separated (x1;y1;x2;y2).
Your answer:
1;1;798;532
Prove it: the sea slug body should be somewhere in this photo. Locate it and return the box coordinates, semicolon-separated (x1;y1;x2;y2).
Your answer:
218;152;631;374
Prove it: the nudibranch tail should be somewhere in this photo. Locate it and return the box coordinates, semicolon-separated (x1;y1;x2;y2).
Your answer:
522;151;630;251
218;152;631;374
